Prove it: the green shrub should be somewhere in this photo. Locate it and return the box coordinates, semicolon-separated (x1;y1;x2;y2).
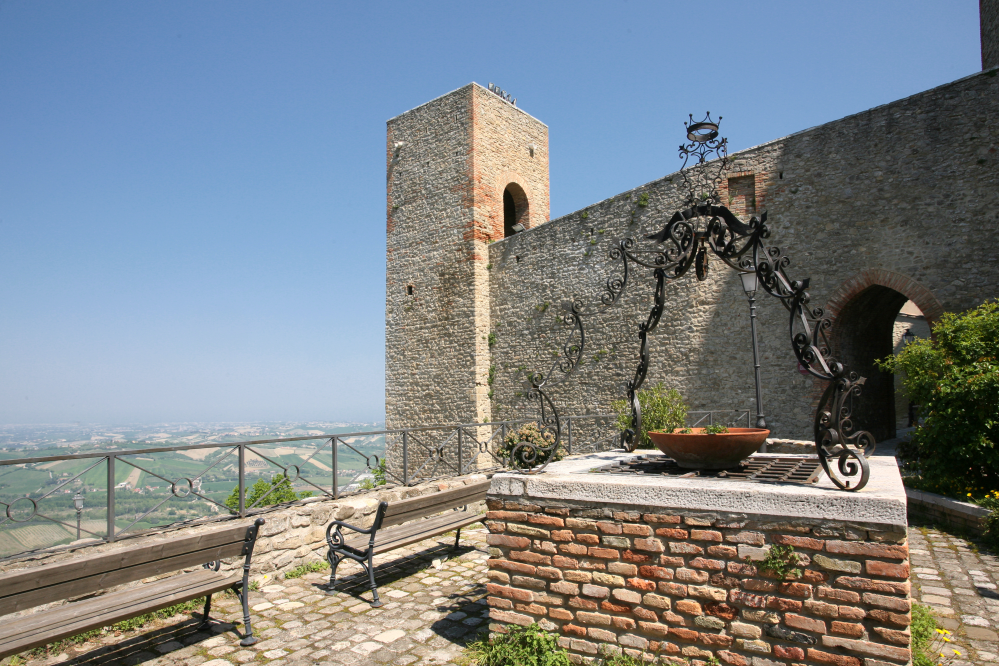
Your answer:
978;490;999;549
225;473;314;511
612;383;687;449
878;301;999;497
500;422;564;469
464;623;572;666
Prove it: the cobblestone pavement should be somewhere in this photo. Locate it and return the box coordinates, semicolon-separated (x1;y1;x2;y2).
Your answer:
8;522;999;666
908;522;999;666
12;527;492;666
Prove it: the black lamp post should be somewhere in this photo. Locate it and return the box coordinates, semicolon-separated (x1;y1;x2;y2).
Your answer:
739;271;767;435
73;492;84;540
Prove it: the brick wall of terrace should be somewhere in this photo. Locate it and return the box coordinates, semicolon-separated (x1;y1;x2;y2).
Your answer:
485;454;910;666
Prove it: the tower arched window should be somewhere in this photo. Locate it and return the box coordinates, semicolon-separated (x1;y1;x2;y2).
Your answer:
503;183;529;237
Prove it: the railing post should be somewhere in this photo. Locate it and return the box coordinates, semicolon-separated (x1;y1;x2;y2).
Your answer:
566;417;573;456
107;454;115;542
238;445;246;517
402;431;408;486
332;437;338;499
457;428;463;476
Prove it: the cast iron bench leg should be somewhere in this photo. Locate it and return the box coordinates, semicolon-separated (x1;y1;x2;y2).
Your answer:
454;528;461;550
366;548;382;607
199;594;213;629
326;549;343;593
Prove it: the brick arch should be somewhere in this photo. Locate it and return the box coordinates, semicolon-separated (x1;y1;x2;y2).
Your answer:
819;269;943;442
824;268;944;327
494;171;534;239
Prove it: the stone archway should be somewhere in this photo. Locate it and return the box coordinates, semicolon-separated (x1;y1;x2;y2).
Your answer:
823;269;944;441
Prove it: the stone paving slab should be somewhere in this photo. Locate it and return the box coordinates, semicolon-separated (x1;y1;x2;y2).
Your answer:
908;521;999;666
5;521;999;666
6;528;492;666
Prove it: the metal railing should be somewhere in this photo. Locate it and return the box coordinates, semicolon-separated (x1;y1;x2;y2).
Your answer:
0;415;618;562
687;410;752;428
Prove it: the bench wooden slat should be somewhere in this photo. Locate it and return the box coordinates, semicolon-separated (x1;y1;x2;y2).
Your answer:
372;512;481;554
381;481;489;528
345;510;482;553
0;568;239;659
1;541;249;615
0;523;251;599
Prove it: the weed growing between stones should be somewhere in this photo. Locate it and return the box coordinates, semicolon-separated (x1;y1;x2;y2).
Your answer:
911;603;961;666
283;559;330;579
759;543;802;579
462;623;571;666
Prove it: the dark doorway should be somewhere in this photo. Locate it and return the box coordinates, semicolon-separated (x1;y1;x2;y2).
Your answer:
503;183;528;238
831;285;910;442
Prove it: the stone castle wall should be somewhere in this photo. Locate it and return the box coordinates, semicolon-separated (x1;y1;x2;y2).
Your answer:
983;0;999;70
486;68;999;441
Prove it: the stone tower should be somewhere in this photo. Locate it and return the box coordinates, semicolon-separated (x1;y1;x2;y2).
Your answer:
385;83;549;430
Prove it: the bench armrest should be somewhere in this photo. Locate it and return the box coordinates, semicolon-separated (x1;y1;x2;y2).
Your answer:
328;519;374;536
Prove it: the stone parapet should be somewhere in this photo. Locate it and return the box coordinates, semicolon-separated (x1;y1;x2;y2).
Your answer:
0;473;489;613
486;452;909;665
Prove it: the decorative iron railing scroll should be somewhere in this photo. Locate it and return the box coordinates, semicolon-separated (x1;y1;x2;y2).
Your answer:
500;300;588;474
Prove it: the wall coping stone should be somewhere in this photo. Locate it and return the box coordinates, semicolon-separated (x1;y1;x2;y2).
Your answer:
489;451;906;529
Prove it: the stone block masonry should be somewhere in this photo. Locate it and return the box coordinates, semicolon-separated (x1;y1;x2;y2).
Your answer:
485;453;910;665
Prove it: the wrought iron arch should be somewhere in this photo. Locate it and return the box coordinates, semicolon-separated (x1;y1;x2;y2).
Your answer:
505;113;875;491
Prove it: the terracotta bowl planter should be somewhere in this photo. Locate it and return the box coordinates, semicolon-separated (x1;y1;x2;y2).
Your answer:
647;428;771;469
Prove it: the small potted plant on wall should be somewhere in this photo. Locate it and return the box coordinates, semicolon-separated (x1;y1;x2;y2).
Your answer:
614;383;769;469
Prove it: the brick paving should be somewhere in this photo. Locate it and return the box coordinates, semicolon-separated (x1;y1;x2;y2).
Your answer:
908;523;999;666
6;521;999;666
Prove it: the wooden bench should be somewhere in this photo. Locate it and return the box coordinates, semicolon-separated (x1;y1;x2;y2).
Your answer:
325;480;489;606
0;517;266;660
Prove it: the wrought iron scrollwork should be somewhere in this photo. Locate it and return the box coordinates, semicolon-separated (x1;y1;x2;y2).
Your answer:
504;300;586;474
599;114;874;491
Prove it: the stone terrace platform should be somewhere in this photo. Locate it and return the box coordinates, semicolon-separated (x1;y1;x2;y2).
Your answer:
3;523;998;666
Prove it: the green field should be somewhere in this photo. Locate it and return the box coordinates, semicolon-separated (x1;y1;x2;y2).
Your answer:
0;432;386;558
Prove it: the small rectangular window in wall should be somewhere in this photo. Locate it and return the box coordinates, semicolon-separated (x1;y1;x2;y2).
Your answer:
727;175;756;218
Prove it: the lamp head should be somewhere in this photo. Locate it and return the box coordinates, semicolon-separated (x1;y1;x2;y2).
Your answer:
739;270;758;297
903;329;916;345
73;492;84;510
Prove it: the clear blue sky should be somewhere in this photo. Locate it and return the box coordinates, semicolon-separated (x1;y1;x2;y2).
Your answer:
0;1;982;425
